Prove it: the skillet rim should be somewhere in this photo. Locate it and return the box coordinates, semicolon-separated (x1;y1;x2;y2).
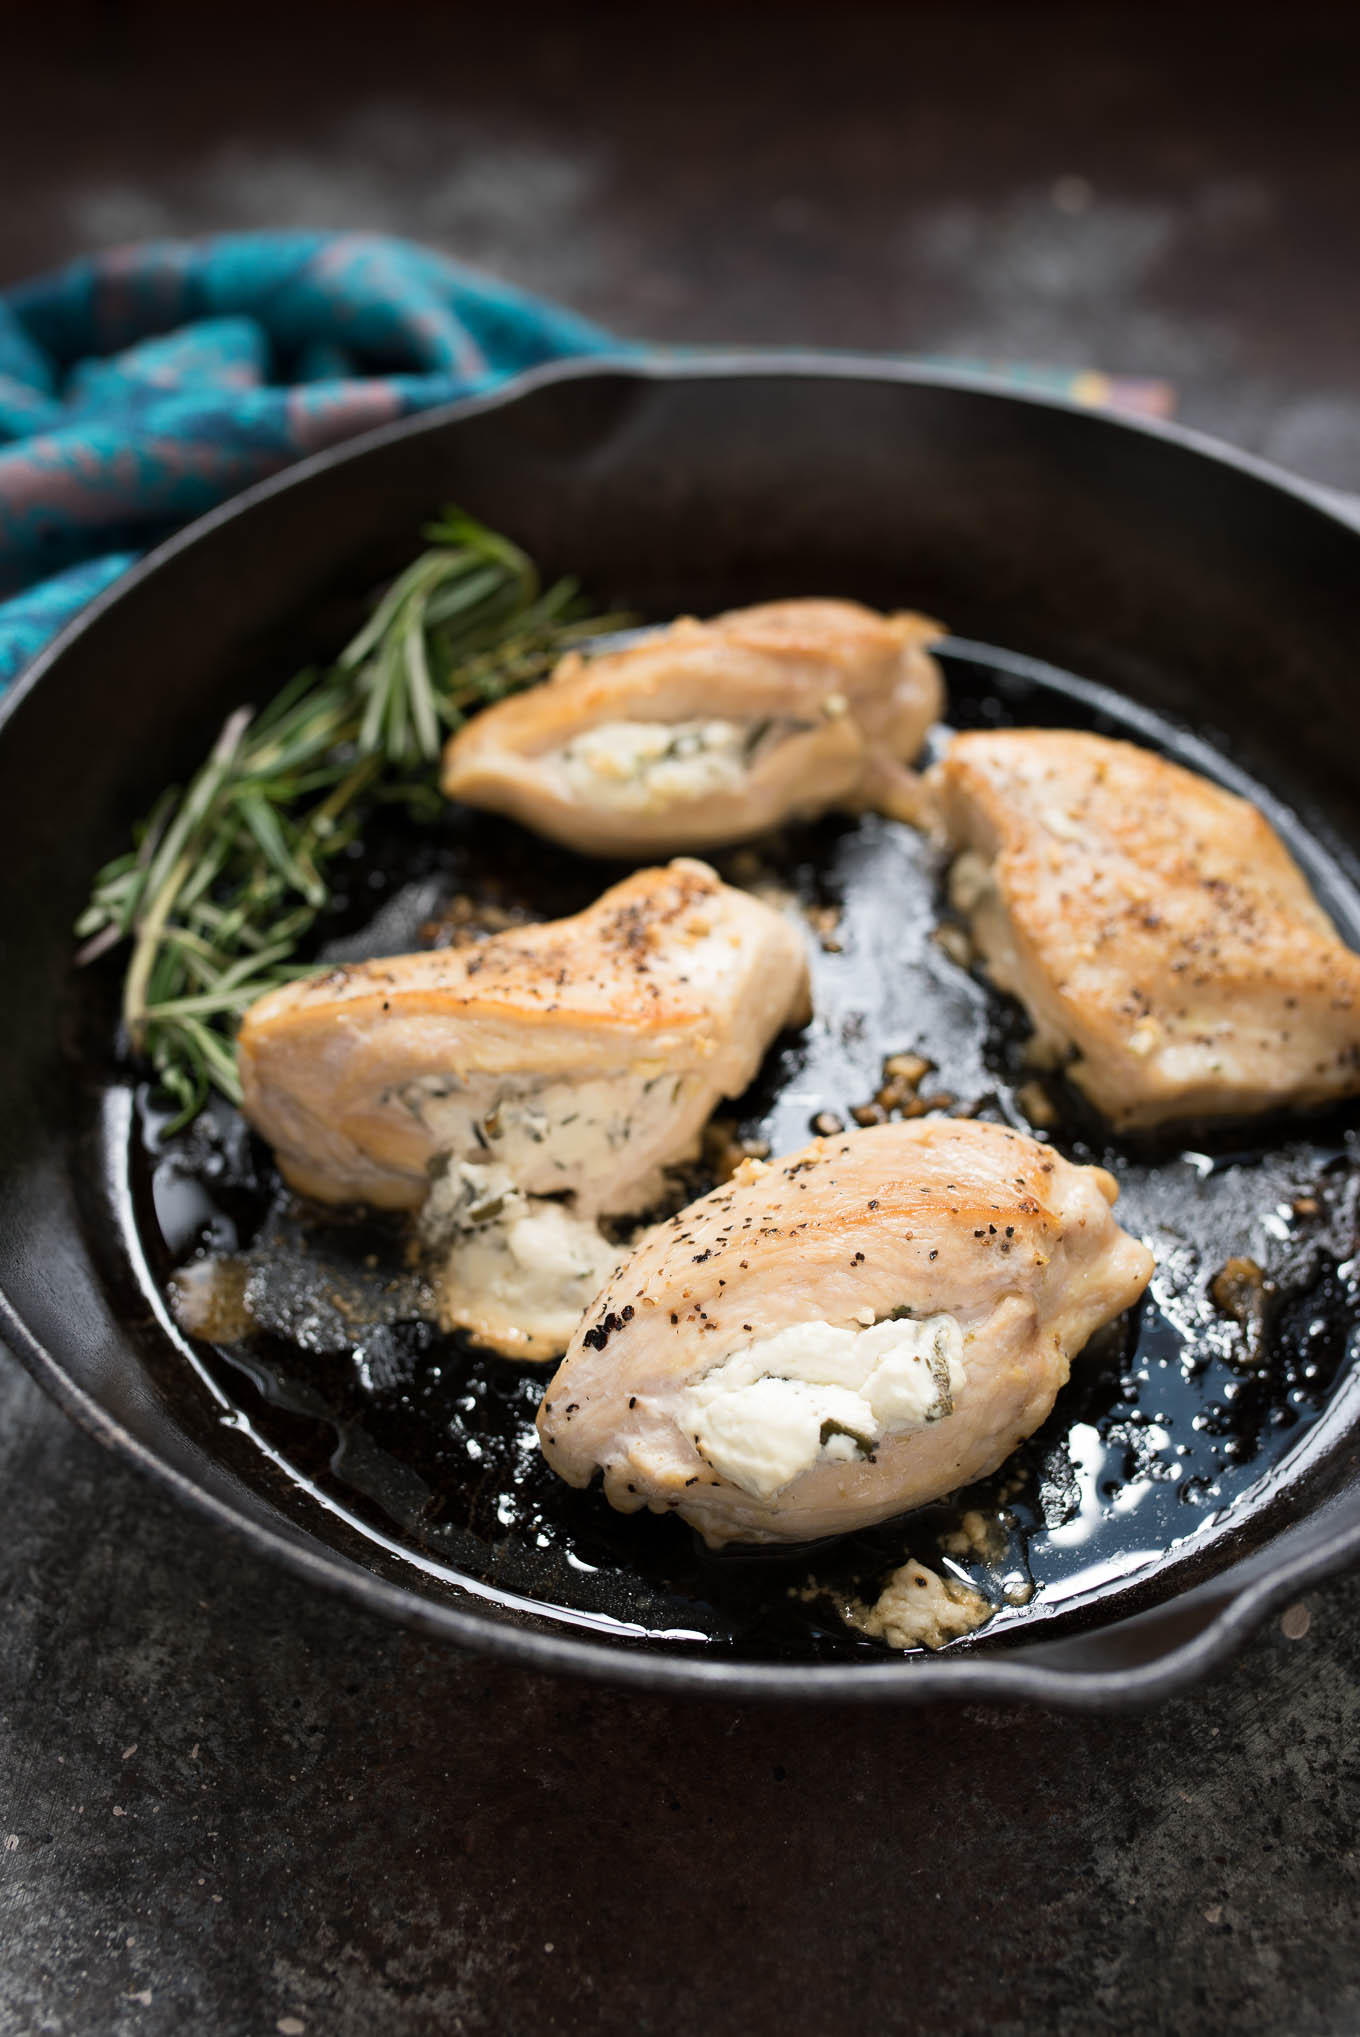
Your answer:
3;349;1359;1708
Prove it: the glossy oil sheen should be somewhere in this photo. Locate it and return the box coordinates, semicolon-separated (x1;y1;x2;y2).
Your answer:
122;640;1360;1663
4;361;1360;1695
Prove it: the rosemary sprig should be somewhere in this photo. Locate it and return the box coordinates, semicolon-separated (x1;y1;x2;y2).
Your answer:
76;509;629;1130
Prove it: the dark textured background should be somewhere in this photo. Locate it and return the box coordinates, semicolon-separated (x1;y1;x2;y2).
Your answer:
3;7;1360;2032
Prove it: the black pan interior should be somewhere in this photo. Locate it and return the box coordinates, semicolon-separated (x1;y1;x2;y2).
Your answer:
107;637;1360;1661
3;361;1359;1692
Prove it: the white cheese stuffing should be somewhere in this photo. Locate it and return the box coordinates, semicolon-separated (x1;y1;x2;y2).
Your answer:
947;849;993;916
680;1313;965;1501
423;1161;619;1351
396;1068;703;1217
555;719;754;813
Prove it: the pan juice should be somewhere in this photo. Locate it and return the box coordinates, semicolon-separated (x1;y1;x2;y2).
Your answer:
127;641;1360;1659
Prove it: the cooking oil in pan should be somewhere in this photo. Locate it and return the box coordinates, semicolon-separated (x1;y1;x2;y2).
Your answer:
128;642;1360;1660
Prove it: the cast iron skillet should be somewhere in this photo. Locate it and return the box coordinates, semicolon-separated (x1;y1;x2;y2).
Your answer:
3;356;1360;1708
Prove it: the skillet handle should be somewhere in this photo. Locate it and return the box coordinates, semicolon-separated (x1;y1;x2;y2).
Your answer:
1003;1475;1360;1689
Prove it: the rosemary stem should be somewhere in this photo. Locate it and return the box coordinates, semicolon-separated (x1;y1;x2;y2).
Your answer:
124;845;196;1049
78;509;629;1126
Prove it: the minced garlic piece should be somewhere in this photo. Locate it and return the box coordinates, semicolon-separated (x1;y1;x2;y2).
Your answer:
842;1558;993;1651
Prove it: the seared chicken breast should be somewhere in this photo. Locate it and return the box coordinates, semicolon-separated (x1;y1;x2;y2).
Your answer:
440;599;944;856
238;860;811;1359
932;730;1360;1131
537;1118;1152;1545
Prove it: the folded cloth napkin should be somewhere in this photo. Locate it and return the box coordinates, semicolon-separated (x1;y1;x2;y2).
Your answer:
0;231;616;687
0;228;1176;691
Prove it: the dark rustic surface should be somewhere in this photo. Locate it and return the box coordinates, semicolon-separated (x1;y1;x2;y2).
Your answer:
4;7;1360;2032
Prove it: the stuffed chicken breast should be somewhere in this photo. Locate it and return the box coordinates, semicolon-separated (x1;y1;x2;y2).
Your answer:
440;599;944;856
932;729;1360;1131
536;1118;1153;1544
238;860;811;1358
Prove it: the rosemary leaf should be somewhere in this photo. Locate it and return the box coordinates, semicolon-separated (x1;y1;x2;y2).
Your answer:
76;508;632;1127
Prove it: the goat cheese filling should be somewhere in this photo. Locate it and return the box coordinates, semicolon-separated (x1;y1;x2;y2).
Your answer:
554;719;756;812
395;1067;708;1219
681;1313;966;1501
423;1160;619;1353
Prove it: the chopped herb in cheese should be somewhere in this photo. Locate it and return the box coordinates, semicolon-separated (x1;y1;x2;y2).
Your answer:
554;719;769;812
680;1313;965;1500
396;1069;706;1220
423;1161;619;1358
